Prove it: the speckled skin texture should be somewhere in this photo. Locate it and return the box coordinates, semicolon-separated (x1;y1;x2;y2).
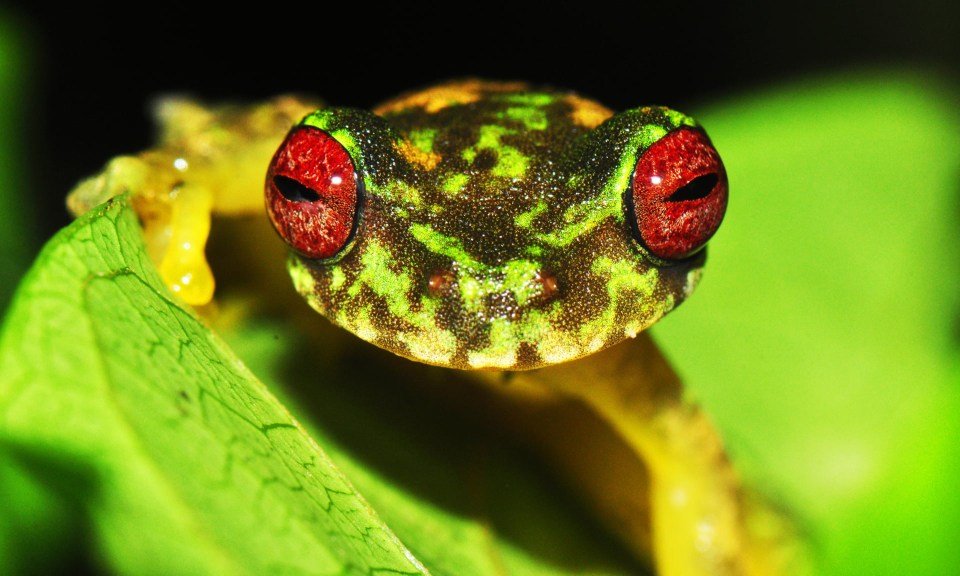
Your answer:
275;80;717;370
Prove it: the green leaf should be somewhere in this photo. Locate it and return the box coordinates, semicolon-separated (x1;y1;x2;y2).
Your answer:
653;70;960;575
0;198;427;575
218;311;645;576
0;196;645;574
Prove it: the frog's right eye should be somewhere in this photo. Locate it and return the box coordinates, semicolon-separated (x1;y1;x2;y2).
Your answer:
265;126;361;260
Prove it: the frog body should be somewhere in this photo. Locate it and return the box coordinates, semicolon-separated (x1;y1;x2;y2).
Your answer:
266;80;726;370
67;81;806;576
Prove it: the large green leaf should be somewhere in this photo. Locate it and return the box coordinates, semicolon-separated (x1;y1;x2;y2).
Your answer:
221;313;646;576
653;70;960;575
0;198;424;575
0;196;644;574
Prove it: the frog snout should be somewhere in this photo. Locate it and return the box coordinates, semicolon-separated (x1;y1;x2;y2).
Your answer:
425;264;560;316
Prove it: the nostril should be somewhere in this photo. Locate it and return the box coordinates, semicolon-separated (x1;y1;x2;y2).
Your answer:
427;269;456;296
535;270;559;302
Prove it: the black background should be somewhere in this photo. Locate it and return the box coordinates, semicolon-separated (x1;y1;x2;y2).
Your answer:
8;0;958;241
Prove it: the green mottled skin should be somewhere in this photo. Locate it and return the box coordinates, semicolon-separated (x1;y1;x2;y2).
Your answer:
287;81;705;370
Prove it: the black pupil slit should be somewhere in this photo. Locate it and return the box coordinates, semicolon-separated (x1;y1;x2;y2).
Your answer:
667;173;718;203
274;175;321;202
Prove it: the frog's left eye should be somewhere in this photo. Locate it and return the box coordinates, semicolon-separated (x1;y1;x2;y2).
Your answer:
265;126;361;260
628;128;728;260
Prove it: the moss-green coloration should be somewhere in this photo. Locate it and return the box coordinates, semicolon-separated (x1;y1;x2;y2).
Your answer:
597;257;661;304
501;259;542;306
409;223;482;269
502;92;556;107
281;80;714;370
408;128;437;153
289;257;319;306
467;317;519;368
351;242;410;310
536;195;622;248
492;146;529;179
467;125;529;179
502;107;549;131
515;201;548;229
663;108;698;130
381;181;423;207
329;129;357;156
442;173;471;197
329;266;346;292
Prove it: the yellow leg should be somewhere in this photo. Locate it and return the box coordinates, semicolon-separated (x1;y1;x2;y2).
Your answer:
66;96;320;306
155;182;215;305
470;334;806;576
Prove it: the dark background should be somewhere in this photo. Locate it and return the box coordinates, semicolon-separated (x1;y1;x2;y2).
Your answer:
7;0;958;241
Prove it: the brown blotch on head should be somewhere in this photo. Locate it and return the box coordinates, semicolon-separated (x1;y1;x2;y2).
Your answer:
471;149;498;171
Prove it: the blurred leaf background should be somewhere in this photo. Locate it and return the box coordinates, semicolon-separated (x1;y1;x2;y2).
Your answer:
652;73;960;574
2;1;958;574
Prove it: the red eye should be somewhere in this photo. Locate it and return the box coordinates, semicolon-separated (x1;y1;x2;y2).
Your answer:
629;128;728;260
265;126;361;260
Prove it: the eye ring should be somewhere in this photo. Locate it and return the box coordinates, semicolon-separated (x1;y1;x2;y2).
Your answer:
626;127;728;261
265;125;363;260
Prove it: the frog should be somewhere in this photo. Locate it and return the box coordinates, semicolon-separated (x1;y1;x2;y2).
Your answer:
264;80;726;371
68;80;805;576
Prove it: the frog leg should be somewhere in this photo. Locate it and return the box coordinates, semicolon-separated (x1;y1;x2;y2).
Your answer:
146;170;216;305
473;333;804;576
67;150;216;304
66;96;321;306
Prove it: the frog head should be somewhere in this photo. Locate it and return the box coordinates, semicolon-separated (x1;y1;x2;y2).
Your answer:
265;81;727;370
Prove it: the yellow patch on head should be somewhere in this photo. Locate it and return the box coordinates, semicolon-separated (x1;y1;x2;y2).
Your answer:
536;330;582;365
374;80;529;115
396;139;441;171
564;94;614;128
400;328;457;366
467;348;518;370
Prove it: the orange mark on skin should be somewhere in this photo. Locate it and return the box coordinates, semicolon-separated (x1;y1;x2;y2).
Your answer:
396;139;442;171
375;80;529;115
565;94;614;128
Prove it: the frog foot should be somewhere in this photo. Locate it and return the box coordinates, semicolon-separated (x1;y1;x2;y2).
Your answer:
147;179;215;305
68;151;216;305
66;96;322;307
